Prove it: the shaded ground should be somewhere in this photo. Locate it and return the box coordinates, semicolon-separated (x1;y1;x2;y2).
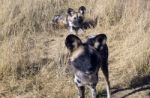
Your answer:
111;85;150;98
97;75;150;98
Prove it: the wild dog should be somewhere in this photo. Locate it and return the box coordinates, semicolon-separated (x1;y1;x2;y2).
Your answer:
65;34;111;98
52;6;86;33
52;6;98;33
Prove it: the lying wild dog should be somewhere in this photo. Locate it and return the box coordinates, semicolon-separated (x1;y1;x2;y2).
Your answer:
65;34;111;98
66;6;98;34
52;6;98;34
52;6;86;33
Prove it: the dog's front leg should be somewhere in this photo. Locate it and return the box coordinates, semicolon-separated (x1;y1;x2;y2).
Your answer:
76;85;85;98
74;76;85;98
90;85;97;98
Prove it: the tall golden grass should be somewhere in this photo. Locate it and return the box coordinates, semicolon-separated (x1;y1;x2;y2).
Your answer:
0;0;150;98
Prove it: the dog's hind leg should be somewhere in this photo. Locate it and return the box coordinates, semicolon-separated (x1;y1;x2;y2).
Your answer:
101;61;111;98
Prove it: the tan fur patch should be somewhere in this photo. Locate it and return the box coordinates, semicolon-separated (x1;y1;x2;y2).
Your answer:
70;46;84;62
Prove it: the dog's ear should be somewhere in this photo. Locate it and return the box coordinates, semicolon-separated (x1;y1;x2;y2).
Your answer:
94;34;107;50
78;6;86;15
67;8;75;16
65;34;82;52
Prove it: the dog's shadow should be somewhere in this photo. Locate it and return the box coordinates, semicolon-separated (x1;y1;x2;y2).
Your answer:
97;75;150;98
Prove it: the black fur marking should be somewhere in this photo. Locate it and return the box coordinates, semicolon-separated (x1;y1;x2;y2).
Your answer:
77;79;81;84
65;34;82;52
67;8;75;16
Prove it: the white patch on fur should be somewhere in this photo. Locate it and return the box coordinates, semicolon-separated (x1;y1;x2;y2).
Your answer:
94;41;99;49
88;35;96;39
90;87;97;98
106;84;110;98
74;75;83;87
79;10;83;14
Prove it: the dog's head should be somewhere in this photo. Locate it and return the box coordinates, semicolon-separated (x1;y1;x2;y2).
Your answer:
67;6;86;28
67;8;80;27
65;34;107;74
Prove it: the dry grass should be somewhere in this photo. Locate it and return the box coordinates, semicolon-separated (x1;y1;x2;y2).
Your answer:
0;0;150;98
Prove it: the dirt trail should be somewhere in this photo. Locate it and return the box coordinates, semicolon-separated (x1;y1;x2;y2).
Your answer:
111;85;150;98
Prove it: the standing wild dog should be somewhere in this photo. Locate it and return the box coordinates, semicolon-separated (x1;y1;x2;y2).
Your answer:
65;34;111;98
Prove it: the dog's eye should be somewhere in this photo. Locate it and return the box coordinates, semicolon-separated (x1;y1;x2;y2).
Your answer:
74;17;77;20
